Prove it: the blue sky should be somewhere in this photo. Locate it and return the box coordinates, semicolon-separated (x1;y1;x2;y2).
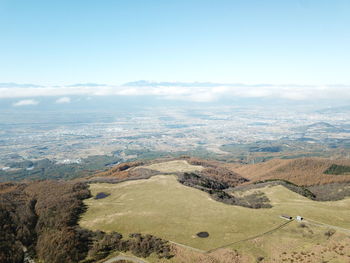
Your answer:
0;0;349;86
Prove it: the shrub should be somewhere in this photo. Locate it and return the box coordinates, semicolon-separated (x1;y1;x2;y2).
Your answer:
324;164;350;175
324;229;336;238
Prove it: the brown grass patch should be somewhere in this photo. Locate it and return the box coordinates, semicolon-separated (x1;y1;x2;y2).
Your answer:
155;245;251;263
231;158;350;186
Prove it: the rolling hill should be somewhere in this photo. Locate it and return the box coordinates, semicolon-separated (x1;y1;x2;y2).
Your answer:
229;158;350;186
80;159;350;263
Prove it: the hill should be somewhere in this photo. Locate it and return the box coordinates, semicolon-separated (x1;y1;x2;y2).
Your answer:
92;158;248;187
80;173;350;262
2;157;350;263
230;158;350;186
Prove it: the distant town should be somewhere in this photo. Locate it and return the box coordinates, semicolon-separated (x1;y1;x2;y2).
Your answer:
1;103;350;181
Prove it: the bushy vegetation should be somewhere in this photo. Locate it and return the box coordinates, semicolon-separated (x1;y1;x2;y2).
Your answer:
0;181;92;263
253;179;316;200
0;181;172;263
235;157;350;186
178;172;229;190
184;157;249;186
232;191;272;209
86;232;172;261
0;184;31;262
250;179;350;201
200;167;249;186
178;173;271;208
128;233;172;258
308;182;350;201
93;161;165;184
96;161;145;177
324;229;336;239
324;164;350;175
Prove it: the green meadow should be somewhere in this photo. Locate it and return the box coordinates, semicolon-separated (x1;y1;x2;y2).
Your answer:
80;173;350;251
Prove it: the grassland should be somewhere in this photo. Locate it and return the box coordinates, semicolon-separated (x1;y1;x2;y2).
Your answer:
80;175;350;251
141;160;204;173
79;160;350;262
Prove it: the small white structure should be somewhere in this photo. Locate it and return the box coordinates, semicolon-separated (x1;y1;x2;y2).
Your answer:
296;216;303;221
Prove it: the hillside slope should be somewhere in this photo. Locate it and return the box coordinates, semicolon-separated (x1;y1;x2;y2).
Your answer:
231;158;350;186
93;158;249;187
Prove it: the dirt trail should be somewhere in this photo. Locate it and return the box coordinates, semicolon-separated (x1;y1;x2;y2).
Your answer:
168;219;294;254
304;218;350;234
206;219;294;253
168;240;206;253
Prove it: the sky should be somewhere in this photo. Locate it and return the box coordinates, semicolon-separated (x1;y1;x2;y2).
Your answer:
0;0;350;102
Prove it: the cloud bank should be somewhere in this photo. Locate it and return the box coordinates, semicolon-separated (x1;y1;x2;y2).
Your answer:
1;81;350;102
55;97;71;104
13;99;39;106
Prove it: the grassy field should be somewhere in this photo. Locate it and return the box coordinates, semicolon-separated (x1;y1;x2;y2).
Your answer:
79;160;350;262
80;175;350;252
141;160;204;173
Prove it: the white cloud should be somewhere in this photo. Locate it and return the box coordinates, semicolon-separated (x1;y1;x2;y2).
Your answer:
56;97;71;103
2;82;350;102
13;99;39;106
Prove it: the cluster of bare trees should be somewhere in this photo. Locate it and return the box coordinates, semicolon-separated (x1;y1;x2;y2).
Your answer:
0;181;172;263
